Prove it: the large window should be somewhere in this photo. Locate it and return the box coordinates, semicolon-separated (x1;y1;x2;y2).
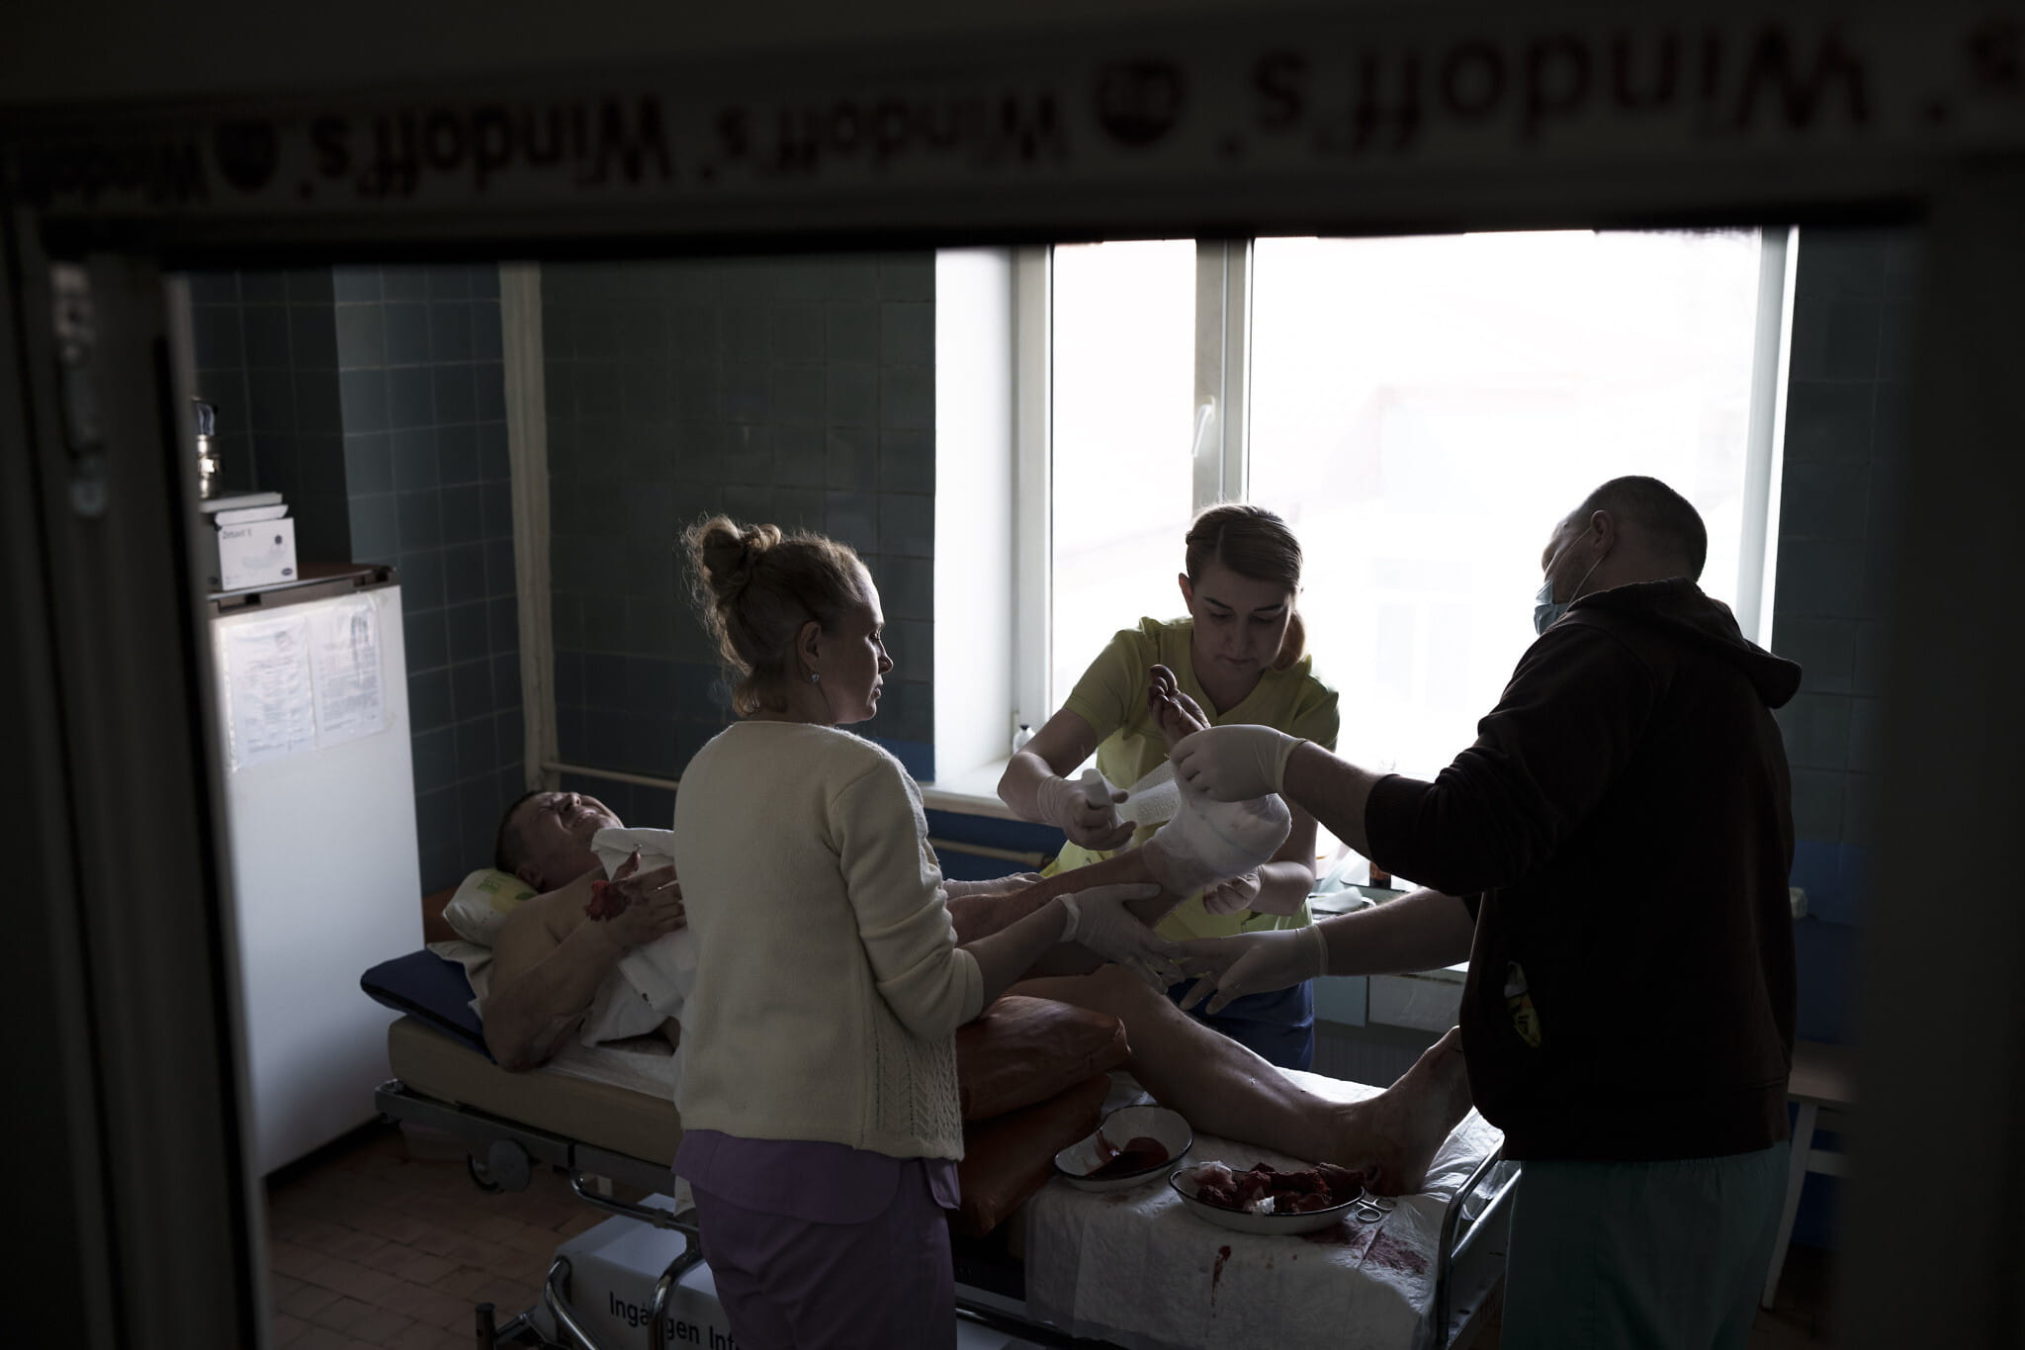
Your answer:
1035;229;1789;807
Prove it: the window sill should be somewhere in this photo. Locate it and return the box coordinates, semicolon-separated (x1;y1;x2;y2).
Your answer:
920;758;1020;821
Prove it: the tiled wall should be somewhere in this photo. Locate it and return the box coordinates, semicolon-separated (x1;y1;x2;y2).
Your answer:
185;269;349;562
1768;227;1916;1046
189;264;523;896
1768;227;1916;1248
541;253;937;824
186;273;262;494
334;264;524;893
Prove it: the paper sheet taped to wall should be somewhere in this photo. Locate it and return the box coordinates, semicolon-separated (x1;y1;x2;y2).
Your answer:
218;614;317;770
309;596;386;749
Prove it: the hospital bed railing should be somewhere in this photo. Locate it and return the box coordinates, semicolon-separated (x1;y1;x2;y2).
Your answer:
1430;1146;1520;1350
377;1072;1514;1350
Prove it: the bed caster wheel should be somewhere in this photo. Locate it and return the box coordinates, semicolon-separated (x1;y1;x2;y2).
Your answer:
468;1140;531;1193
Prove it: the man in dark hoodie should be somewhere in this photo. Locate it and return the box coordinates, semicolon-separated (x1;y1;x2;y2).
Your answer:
1169;476;1799;1350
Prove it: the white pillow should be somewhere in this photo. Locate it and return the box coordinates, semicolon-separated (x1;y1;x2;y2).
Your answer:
442;868;539;947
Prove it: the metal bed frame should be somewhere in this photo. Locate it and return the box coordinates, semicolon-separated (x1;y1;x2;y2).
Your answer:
375;1073;1518;1350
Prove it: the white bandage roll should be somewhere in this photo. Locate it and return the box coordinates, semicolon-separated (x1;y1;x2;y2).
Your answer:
1078;767;1117;806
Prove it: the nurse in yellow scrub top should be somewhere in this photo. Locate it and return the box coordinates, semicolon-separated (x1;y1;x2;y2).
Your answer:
997;504;1338;1069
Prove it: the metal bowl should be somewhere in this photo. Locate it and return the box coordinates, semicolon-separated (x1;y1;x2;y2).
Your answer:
1166;1164;1381;1235
1052;1106;1194;1193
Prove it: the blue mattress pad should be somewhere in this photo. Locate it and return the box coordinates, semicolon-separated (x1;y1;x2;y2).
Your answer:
360;948;491;1061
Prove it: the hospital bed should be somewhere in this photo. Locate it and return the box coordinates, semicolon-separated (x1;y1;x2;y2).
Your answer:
363;948;1517;1350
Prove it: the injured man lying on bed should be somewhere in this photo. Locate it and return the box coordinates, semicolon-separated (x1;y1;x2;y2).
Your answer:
469;784;1471;1198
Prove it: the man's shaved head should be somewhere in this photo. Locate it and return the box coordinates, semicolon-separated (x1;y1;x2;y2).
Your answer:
493;790;620;890
1574;476;1708;580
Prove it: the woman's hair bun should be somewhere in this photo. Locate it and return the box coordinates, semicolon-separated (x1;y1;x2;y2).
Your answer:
689;517;783;603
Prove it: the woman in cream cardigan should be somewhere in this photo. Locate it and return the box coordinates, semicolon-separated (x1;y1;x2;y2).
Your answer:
670;517;1166;1349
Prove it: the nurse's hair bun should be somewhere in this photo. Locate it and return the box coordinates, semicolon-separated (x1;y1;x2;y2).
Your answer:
689;517;783;604
681;515;867;716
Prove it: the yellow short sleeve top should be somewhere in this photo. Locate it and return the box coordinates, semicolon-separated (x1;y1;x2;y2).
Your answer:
1051;616;1340;941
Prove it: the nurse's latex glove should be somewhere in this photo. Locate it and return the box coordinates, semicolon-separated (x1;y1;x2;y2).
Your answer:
1171;725;1306;801
1036;773;1135;851
1200;871;1262;916
1175;925;1328;1015
1059;883;1181;989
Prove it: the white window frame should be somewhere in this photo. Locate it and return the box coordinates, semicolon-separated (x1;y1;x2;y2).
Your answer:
1193;239;1252;511
1010;245;1052;745
1008;239;1256;749
1738;225;1798;649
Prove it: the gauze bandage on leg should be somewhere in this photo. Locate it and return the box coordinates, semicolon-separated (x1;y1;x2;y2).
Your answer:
1141;790;1292;896
1116;762;1182;828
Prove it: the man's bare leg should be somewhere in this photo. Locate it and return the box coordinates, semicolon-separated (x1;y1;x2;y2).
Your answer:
1346;1027;1475;1193
1012;966;1474;1195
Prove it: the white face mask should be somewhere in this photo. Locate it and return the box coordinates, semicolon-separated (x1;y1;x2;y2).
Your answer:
1533;534;1602;636
1532;577;1567;636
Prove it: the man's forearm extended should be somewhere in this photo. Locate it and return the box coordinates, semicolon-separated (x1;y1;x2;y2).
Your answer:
1248;859;1316;916
484;921;627;1069
1282;742;1385;857
1318;888;1476;977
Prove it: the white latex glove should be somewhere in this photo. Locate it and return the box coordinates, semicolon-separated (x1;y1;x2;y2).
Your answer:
1036;773;1135;851
1200;871;1262;916
1059;882;1180;988
1171;725;1306;801
1176;925;1329;1015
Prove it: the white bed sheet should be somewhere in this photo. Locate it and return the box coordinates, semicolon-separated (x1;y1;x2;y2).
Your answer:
427;934;688;1094
1023;1070;1503;1350
514;1030;691;1210
543;1032;680;1099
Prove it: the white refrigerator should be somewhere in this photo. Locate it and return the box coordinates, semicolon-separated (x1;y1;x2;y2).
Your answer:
209;565;422;1174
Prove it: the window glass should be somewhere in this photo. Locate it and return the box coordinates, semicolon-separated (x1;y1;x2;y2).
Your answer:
1247;230;1765;787
1049;239;1198;711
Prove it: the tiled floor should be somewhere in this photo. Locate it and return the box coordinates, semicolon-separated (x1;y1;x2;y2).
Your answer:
265;1123;1837;1348
264;1123;606;1349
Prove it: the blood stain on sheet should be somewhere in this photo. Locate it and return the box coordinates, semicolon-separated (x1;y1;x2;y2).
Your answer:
1364;1231;1429;1277
1211;1244;1232;1304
